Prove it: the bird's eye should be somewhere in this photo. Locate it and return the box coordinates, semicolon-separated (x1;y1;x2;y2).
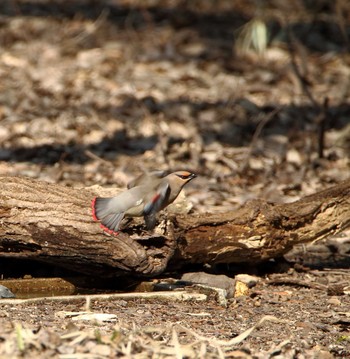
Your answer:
176;173;191;180
175;172;196;180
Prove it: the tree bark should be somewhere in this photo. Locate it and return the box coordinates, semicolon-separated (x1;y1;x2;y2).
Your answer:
0;176;349;277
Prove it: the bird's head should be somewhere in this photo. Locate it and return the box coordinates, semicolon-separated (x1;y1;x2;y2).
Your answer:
173;171;197;184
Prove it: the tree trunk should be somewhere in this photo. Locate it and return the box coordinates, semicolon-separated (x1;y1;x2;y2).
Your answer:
0;176;349;277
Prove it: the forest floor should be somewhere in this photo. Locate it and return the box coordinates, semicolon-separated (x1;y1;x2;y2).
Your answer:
0;0;349;357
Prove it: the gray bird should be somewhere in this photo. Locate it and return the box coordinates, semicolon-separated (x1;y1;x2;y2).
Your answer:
92;170;196;235
0;284;15;298
126;170;167;189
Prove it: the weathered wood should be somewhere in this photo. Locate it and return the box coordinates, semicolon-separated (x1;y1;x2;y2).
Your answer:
0;176;349;276
0;177;175;276
173;180;350;265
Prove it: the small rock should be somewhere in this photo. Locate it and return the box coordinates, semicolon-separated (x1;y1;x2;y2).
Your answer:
235;274;260;288
328;297;341;306
0;285;15;298
225;349;253;358
90;344;112;356
234;281;249;297
57;344;75;355
286;148;302;165
181;272;235;298
311;345;334;359
72;313;117;323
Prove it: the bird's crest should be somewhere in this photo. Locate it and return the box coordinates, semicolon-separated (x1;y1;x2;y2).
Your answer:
174;171;196;180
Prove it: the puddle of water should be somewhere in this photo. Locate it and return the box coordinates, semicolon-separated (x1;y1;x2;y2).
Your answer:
0;277;146;299
0;277;182;299
0;277;76;299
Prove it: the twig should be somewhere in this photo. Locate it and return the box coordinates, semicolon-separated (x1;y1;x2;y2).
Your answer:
0;290;207;305
176;315;288;348
335;0;350;51
286;24;330;159
286;25;318;107
72;8;109;44
267;278;328;291
84;149;114;167
241;107;282;171
172;327;183;359
311;269;350;276
315;97;329;159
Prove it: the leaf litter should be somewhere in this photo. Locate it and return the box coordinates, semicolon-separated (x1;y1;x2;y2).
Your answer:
0;0;349;357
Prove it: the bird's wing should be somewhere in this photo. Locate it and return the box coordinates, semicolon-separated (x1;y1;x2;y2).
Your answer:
127;170;167;189
143;182;170;230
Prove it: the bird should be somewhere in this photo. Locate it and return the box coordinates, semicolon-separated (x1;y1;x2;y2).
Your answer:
126;170;167;189
92;170;196;235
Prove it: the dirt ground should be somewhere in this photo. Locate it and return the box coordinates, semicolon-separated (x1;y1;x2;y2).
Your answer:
0;0;349;357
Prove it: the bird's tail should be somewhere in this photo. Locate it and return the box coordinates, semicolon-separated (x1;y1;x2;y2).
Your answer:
91;197;124;235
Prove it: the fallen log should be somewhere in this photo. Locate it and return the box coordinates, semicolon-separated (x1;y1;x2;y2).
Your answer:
0;176;349;277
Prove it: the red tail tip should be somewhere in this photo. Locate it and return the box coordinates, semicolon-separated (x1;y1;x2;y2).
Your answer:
91;197;99;221
92;197;119;236
100;223;119;236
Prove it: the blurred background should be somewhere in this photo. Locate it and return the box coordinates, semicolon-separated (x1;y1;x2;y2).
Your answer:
0;3;350;348
0;0;349;214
